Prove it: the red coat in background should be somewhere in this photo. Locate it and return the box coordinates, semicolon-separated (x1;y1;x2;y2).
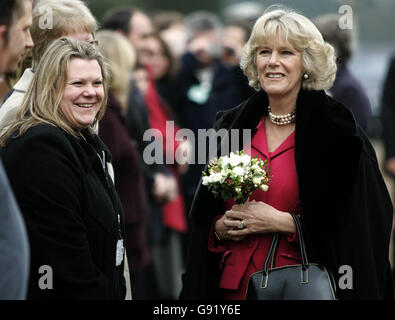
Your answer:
145;70;187;234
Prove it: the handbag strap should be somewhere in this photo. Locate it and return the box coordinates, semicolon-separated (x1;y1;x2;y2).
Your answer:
263;213;309;276
263;233;280;274
292;213;309;267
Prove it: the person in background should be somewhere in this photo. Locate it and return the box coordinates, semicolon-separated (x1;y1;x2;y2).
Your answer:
221;23;249;68
313;13;372;135
0;76;9;103
181;7;393;300
0;0;33;74
0;38;126;299
381;56;395;177
138;33;180;121
174;11;251;219
152;11;187;59
138;31;191;299
101;8;188;299
96;30;151;299
101;7;154;56
2;44;32;95
380;53;395;282
101;7;178;219
0;0;97;133
221;22;256;103
0;0;32;300
222;1;266;27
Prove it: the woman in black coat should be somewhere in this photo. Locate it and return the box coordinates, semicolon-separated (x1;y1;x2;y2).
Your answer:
0;38;126;299
180;7;393;300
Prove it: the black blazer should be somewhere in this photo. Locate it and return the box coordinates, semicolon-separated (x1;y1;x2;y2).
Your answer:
180;89;394;300
0;124;126;299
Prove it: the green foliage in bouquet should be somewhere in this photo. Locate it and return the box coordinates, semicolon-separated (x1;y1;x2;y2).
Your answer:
202;150;271;204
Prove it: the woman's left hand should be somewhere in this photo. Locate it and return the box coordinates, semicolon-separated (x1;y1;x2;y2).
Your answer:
225;200;295;237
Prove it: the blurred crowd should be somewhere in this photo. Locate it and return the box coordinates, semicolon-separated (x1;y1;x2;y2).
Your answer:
0;0;395;300
96;4;258;300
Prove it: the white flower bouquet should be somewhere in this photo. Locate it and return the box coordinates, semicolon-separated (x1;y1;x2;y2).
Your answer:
202;150;271;204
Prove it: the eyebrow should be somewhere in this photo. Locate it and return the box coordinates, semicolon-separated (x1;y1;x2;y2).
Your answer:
258;45;294;50
67;77;103;82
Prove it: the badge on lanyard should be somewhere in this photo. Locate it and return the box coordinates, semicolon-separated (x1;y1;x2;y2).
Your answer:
116;239;124;266
115;214;124;266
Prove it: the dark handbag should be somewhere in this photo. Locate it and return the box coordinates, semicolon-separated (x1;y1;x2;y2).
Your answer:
246;213;336;300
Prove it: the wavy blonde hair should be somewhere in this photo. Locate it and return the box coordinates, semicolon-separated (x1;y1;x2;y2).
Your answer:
240;6;337;91
96;30;136;110
0;38;110;146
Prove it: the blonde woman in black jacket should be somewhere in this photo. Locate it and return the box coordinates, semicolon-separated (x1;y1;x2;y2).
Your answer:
181;7;393;300
0;38;126;299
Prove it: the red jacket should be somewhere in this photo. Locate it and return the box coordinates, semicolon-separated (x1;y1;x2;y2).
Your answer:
208;119;301;299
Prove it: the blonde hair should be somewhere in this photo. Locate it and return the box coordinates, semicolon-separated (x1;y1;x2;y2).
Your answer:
96;30;136;110
240;6;337;91
0;38;110;146
31;0;97;69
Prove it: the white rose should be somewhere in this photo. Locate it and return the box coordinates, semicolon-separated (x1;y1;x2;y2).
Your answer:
211;173;223;183
202;176;210;185
250;164;261;172
220;156;231;168
233;166;245;177
229;152;241;167
252;177;262;185
221;167;229;177
240;154;251;166
261;184;269;191
243;166;250;176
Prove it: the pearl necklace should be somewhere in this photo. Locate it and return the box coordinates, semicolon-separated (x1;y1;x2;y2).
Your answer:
268;106;296;126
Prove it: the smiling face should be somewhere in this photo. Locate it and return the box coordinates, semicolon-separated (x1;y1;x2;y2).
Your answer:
256;37;304;100
59;58;104;130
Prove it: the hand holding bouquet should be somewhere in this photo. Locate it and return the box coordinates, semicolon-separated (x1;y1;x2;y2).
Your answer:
202;150;271;204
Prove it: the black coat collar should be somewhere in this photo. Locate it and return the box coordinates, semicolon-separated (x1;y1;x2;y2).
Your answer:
214;88;358;137
191;89;363;221
64;128;113;173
